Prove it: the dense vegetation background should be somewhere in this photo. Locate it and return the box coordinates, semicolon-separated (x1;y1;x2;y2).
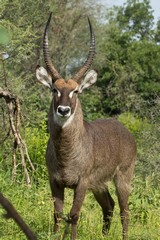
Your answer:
0;0;159;239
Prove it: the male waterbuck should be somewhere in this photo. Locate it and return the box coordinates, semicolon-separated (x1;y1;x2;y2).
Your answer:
36;13;136;240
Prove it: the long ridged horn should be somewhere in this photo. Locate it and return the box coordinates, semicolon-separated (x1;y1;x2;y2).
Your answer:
43;13;62;80
72;17;95;83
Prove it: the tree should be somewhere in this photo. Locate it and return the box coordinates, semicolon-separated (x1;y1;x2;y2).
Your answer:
97;0;160;117
116;0;154;40
155;19;160;44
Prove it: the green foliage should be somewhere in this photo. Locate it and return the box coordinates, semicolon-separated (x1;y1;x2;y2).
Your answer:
116;0;154;39
24;121;49;180
118;110;160;186
0;27;10;45
136;122;160;183
130;176;160;224
118;112;148;139
97;0;160;117
155;19;160;43
80;87;105;121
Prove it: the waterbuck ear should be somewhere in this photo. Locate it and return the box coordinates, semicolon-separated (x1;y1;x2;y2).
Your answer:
36;66;52;89
79;70;98;93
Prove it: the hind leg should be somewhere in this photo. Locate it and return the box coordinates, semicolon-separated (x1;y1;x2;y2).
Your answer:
114;164;134;240
93;188;115;235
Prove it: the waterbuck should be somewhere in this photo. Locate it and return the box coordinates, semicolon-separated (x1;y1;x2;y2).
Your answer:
36;13;136;240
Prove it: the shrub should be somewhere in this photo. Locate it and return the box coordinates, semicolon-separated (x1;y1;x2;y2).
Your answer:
24;121;49;181
118;112;148;139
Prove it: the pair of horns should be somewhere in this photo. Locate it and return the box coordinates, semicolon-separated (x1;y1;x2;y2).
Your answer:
43;13;95;83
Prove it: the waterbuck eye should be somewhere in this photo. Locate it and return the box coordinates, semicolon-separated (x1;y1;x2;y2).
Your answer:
52;87;61;97
69;89;79;98
53;88;58;94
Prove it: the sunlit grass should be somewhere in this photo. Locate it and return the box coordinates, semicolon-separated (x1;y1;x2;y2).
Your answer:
0;174;160;240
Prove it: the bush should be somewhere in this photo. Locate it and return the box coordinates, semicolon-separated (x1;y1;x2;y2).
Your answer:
136;122;160;185
118;112;148;139
24;121;49;181
118;112;160;186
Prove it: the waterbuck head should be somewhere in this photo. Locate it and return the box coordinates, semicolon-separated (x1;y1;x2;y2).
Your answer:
36;13;97;126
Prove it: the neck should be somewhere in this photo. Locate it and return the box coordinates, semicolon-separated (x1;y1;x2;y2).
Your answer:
48;100;85;165
48;99;84;138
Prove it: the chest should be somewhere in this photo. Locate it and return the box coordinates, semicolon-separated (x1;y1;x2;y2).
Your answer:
46;142;87;187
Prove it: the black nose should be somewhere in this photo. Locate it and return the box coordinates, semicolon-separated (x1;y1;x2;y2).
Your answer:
57;106;71;117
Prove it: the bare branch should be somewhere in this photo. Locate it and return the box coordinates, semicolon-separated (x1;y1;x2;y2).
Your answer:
0;192;37;240
0;87;35;184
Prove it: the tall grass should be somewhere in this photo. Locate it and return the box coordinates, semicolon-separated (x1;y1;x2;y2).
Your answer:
0;171;160;240
0;116;160;239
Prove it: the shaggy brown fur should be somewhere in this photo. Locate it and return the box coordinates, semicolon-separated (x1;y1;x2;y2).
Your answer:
46;98;136;240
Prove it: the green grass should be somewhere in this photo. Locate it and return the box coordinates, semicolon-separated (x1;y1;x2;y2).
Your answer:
0;173;160;240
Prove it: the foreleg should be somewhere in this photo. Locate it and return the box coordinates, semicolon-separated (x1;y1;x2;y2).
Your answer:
69;180;88;240
50;179;64;233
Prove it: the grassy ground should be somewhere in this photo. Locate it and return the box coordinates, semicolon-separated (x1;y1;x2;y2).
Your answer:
0;170;160;240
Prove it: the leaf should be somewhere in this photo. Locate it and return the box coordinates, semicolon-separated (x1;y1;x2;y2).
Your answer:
0;27;10;45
